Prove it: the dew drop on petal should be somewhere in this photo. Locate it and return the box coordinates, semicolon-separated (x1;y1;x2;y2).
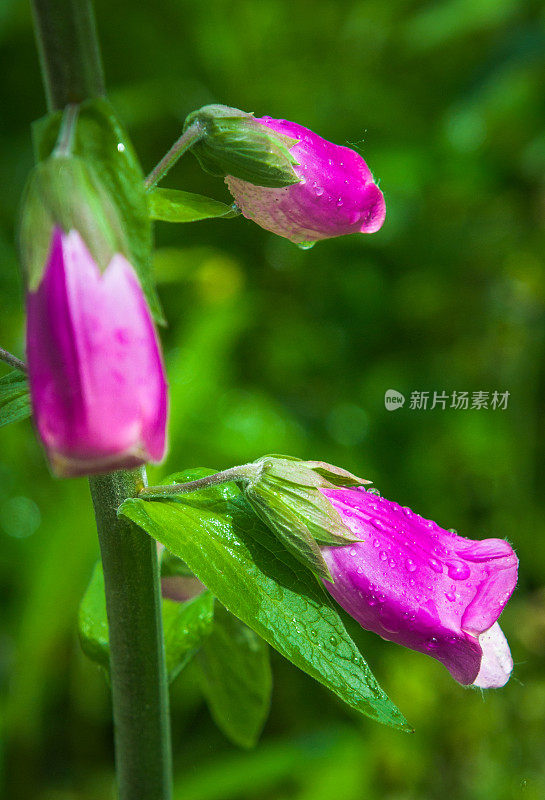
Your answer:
379;550;388;561
428;557;443;574
447;561;471;580
405;558;417;573
297;241;315;250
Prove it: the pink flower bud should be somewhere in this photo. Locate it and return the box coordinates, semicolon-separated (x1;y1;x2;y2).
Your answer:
320;488;518;688
26;228;168;477
225;116;385;244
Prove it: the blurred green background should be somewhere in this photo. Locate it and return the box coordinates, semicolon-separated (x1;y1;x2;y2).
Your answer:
1;0;545;797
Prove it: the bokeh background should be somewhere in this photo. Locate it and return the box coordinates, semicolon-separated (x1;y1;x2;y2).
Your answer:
1;0;545;797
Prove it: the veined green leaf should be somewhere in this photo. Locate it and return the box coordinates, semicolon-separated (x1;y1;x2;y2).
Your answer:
0;370;31;429
196;603;272;748
119;470;409;730
148;188;239;223
78;562;215;682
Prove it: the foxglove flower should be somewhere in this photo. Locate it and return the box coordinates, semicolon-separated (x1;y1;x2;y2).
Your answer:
225;116;385;244
320;488;518;688
26;227;167;477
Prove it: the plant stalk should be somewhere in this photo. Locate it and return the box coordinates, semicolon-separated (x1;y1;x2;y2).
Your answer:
139;463;261;498
31;0;105;111
90;470;172;800
30;2;173;798
144;122;204;191
0;348;27;372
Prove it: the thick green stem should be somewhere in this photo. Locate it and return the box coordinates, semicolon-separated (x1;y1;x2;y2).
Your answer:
89;469;172;800
29;2;173;798
31;0;105;110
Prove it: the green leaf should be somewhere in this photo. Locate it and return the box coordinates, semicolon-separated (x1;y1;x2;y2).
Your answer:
0;370;31;429
148;188;239;223
163;590;215;682
195;603;272;748
119;470;409;730
78;562;110;671
32;98;164;324
78;562;215;682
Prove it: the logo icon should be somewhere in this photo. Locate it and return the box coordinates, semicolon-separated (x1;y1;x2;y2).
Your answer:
385;389;405;411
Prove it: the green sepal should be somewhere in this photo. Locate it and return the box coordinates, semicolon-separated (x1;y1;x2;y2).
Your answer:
148;187;239;223
31;99;164;324
0;370;31;429
78;561;215;682
120;468;409;730
240;456;370;578
184;104;300;188
19;156;128;290
195;603;272;748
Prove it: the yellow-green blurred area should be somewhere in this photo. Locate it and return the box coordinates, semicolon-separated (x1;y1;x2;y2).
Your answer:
1;0;545;797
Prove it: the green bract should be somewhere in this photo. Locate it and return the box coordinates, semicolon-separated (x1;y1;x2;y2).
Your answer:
30;98;164;323
19;155;127;290
242;456;371;579
184;104;301;188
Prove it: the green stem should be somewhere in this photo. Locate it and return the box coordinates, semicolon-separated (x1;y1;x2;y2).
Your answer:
0;347;27;373
31;0;105;111
144;122;204;191
139;463;261;498
30;3;173;798
89;470;172;800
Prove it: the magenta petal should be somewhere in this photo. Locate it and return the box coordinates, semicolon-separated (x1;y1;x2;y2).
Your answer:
320;488;518;686
225;116;385;244
26;228;168;476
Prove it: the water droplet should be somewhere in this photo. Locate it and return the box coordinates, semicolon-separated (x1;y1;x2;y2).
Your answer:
447;561;470;580
329;635;338;647
445;591;456;602
373;538;380;548
448;528;458;536
426;637;439;650
428;558;443;574
349;547;357;557
336;197;343;207
388;558;396;568
297;240;315;250
379;550;388;561
368;595;377;606
402;507;413;517
344;178;349;184
405;558;417;573
117;142;125;152
367;488;381;496
315;186;324;196
409;578;416;586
